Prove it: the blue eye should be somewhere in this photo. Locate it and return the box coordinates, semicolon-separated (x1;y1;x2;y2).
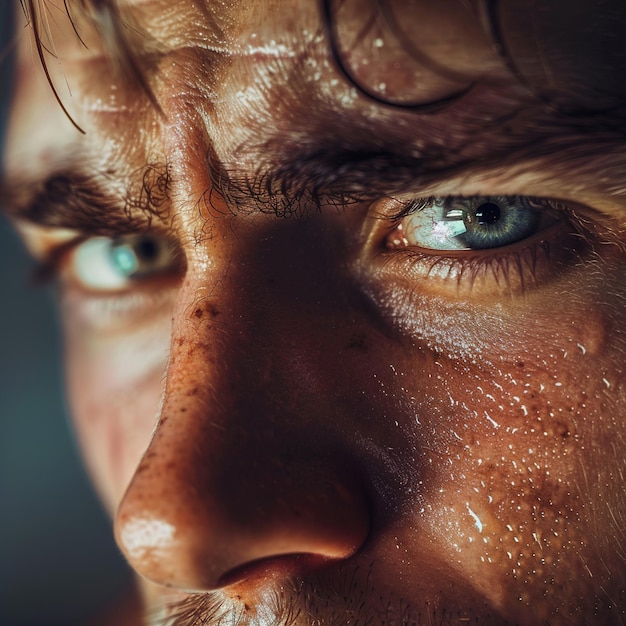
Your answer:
109;237;165;276
388;196;553;251
69;234;179;291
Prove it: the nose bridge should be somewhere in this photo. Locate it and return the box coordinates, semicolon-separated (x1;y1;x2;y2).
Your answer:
114;223;371;591
164;216;328;436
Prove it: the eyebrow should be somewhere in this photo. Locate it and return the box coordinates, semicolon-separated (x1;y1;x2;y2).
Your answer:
1;167;169;234
226;102;626;218
3;103;626;234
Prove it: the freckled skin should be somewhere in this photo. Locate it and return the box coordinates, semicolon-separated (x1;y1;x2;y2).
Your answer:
4;0;626;624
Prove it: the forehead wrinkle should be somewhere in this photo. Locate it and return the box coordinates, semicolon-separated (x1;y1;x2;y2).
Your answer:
61;1;252;121
105;0;235;50
221;80;622;180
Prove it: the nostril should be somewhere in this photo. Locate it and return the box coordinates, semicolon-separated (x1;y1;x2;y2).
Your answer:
114;397;372;592
115;482;371;592
216;553;330;589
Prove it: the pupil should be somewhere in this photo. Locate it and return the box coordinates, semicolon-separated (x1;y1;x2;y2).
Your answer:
475;202;501;226
137;238;159;260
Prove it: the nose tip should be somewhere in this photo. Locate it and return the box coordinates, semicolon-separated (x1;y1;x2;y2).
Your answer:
114;453;370;591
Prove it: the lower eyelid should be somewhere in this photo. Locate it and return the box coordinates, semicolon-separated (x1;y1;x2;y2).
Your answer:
369;224;584;299
60;281;180;332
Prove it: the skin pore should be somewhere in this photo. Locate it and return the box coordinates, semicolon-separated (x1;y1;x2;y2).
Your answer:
2;0;626;624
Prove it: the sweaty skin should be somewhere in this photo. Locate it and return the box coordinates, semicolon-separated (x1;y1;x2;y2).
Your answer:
3;0;626;624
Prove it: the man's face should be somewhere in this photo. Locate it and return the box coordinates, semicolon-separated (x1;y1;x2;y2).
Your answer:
3;0;626;623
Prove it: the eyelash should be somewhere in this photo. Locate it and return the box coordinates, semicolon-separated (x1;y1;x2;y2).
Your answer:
391;238;553;291
372;195;589;297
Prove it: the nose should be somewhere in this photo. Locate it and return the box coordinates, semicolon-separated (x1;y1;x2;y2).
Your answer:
114;265;370;591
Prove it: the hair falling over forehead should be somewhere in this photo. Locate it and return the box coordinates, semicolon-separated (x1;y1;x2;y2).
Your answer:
20;0;515;130
20;0;162;131
20;0;626;130
19;0;85;132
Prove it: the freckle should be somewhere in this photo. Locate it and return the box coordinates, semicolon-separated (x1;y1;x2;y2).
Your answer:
516;361;525;368
194;308;203;318
552;421;570;438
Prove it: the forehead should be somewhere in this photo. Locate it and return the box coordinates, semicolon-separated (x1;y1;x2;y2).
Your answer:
6;0;626;219
11;0;626;126
3;1;496;184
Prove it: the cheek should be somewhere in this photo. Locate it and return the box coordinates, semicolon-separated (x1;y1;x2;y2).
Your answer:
64;318;171;513
385;300;626;612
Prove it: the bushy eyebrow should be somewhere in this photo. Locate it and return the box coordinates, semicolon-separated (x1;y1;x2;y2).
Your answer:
3;95;626;234
215;102;626;221
1;167;170;234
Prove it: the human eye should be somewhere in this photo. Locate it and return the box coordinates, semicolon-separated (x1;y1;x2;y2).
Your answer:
67;234;180;292
368;194;580;299
387;196;558;252
37;231;184;330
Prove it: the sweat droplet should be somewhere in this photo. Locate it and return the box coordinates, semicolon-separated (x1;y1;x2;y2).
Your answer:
466;504;483;533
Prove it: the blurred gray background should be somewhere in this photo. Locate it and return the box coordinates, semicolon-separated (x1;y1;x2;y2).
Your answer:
1;3;133;624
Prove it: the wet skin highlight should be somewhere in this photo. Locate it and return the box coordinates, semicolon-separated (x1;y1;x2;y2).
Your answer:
3;0;626;624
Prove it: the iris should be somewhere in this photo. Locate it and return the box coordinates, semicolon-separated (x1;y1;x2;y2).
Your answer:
397;196;546;251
